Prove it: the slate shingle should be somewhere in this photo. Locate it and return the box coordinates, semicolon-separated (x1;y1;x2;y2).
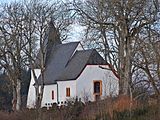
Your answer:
37;42;107;85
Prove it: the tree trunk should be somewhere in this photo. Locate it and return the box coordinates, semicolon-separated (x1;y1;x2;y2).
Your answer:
119;35;131;95
16;79;21;111
123;36;131;95
12;85;17;111
35;84;39;108
119;37;125;95
119;36;130;95
37;69;45;120
157;95;160;115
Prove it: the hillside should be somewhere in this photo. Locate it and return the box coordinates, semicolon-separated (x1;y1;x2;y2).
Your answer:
0;96;159;120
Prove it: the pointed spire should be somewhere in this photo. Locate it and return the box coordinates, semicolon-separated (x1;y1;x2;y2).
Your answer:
48;20;61;45
45;20;62;65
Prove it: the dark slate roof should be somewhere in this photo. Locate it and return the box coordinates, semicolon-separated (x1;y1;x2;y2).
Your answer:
57;49;93;80
37;42;107;85
57;49;107;81
37;42;79;84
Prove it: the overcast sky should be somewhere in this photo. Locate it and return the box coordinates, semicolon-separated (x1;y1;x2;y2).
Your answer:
0;0;12;3
0;0;84;42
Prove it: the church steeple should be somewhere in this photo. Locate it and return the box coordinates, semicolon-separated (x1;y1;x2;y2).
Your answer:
48;21;61;45
45;21;62;65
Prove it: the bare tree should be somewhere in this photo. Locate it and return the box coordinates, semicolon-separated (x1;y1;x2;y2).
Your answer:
73;0;159;95
133;25;160;102
0;0;73;113
23;0;73;110
0;2;28;110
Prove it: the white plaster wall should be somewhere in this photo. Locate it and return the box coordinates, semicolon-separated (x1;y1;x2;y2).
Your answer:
27;69;41;108
41;84;57;107
76;65;119;102
27;65;119;108
57;80;76;105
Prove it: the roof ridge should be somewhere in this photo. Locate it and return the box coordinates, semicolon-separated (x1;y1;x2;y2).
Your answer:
53;41;79;48
65;49;93;68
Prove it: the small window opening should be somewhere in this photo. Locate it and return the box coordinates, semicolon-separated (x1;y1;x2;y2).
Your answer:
66;87;70;97
93;80;102;95
52;90;54;100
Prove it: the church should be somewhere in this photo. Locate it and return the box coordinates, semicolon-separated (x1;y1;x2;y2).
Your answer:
27;22;119;108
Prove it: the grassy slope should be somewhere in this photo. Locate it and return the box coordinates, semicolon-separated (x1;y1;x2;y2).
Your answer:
0;97;159;120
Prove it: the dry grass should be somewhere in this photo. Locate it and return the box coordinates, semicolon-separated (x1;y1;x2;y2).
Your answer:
0;96;160;120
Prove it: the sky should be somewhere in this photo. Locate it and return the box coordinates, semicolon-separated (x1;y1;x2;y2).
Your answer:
0;0;84;42
67;23;84;42
0;0;13;4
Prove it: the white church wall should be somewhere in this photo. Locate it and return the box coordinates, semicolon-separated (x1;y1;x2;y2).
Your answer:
27;65;119;108
76;65;119;102
27;69;41;108
57;80;76;105
41;84;57;108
